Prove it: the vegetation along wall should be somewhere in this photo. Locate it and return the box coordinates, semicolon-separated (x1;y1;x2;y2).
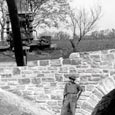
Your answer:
0;49;115;115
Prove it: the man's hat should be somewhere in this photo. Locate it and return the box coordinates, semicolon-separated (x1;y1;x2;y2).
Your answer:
69;75;76;80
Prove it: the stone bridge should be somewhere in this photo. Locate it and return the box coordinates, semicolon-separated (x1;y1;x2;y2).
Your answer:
0;49;115;115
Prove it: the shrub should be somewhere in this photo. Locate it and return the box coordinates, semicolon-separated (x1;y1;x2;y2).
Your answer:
53;31;71;40
38;31;54;39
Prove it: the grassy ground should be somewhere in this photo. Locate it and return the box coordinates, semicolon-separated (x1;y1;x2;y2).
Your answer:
0;38;115;62
52;38;115;52
76;39;115;52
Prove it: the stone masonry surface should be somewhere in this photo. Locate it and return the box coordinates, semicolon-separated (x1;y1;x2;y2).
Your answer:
0;49;115;115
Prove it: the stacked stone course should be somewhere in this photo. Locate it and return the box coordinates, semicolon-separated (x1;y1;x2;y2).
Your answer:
0;49;115;115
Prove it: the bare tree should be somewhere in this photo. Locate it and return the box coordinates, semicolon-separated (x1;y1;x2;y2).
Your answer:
67;5;102;51
0;0;7;41
31;0;102;52
26;0;68;29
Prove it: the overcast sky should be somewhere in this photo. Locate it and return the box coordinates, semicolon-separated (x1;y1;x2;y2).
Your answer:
70;0;115;30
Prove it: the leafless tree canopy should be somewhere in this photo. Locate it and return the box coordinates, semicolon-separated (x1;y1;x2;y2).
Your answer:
68;6;102;43
25;0;69;28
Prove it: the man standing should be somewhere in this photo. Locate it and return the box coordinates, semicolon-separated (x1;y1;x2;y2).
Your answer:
61;75;83;115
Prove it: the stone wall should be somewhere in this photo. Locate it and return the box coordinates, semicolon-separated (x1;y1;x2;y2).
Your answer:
0;49;115;115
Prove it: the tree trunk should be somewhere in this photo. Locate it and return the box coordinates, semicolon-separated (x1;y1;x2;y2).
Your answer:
69;33;79;52
6;0;24;66
1;29;4;41
69;39;76;52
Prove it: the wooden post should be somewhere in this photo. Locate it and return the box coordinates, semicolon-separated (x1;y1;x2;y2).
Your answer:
6;0;24;66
